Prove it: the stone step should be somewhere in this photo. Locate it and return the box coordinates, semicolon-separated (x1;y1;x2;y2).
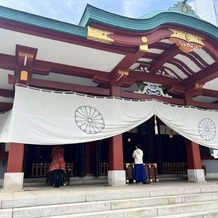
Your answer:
2;187;218;209
1;183;218;218
38;209;218;218
2;193;218;218
150;209;218;218
21;200;218;218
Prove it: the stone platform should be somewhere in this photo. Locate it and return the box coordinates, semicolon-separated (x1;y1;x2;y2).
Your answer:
1;180;218;217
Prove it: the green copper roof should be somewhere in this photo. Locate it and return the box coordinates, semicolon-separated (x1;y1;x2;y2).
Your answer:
79;4;218;41
0;3;218;42
0;6;87;38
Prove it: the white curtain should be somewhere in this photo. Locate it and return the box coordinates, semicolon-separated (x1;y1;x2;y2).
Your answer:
0;85;217;148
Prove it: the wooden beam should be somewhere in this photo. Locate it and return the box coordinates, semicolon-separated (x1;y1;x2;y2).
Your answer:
193;101;218;109
0;102;13;111
183;62;218;85
0;53;112;83
128;71;182;87
8;75;110;96
121;90;185;105
204;41;218;62
0;53;17;70
170;58;194;76
115;49;147;70
201;89;218;98
149;44;181;75
0;89;14;98
169;84;218;99
121;90;218;109
110;70;129;86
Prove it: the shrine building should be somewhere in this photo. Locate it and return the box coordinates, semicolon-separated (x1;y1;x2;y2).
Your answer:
0;1;218;191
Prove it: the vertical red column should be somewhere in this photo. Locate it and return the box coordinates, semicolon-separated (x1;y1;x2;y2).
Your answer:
7;143;25;172
184;95;205;182
109;85;124;171
184;94;202;170
186;140;202;169
109;135;124;170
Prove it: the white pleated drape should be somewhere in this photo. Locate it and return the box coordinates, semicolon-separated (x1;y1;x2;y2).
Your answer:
0;86;217;148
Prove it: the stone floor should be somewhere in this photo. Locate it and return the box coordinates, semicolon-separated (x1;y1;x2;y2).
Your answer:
1;180;218;201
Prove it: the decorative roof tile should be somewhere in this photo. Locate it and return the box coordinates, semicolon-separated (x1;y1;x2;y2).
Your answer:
0;6;87;38
168;0;199;18
0;3;217;42
79;4;218;41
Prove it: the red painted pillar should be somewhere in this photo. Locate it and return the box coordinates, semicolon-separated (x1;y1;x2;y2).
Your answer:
184;94;202;169
7;143;25;172
186;140;202;169
109;85;124;171
109;134;124;170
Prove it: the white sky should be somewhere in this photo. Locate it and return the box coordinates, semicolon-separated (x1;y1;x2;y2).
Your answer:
0;0;217;25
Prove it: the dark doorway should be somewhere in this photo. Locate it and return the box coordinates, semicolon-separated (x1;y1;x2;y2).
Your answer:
23;140;109;178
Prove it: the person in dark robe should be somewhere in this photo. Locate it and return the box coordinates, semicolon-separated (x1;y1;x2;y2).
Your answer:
49;146;66;188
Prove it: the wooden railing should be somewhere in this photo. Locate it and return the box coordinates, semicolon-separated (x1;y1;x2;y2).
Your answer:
31;162;73;177
31;162;108;177
163;162;206;175
163;162;188;174
100;162;109;175
33;162;205;177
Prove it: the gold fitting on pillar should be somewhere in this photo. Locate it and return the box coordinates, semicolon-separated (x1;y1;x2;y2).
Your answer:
139;44;148;52
20;70;28;81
